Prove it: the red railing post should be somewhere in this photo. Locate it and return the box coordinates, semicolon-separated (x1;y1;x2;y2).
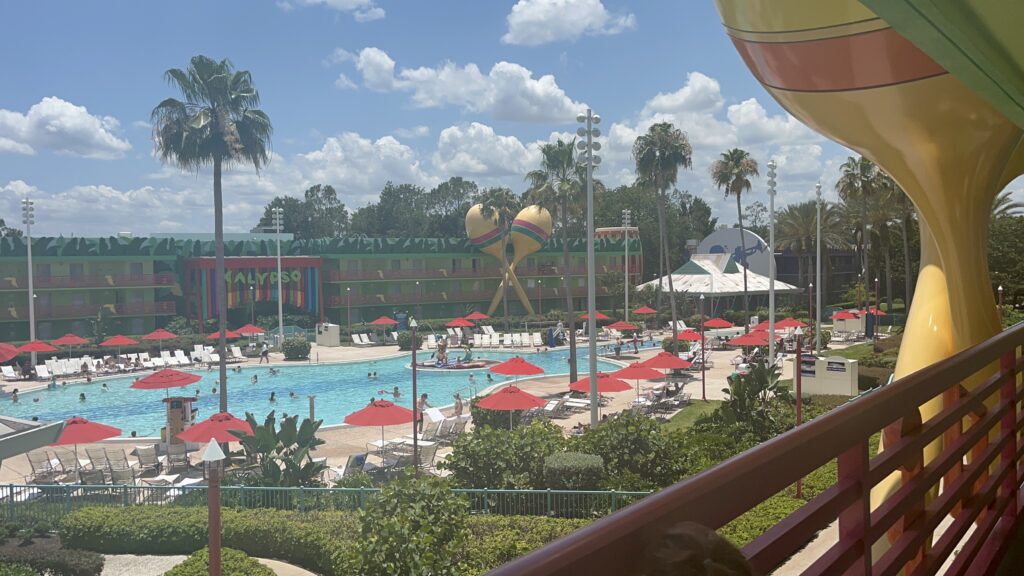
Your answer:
999;349;1017;523
838;440;871;575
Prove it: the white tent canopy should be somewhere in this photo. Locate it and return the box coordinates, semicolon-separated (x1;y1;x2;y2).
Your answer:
638;254;800;297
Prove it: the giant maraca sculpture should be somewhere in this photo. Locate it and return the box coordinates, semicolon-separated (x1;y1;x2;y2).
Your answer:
713;0;1024;565
465;203;523;316
500;205;553;314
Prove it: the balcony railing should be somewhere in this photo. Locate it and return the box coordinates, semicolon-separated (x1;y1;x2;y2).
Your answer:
0;301;175;321
0;273;176;290
490;323;1024;575
327;287;600;308
325;265;634;282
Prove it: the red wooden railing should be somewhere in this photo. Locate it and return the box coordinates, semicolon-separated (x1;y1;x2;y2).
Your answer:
489;323;1024;575
0;273;176;290
1;301;175;321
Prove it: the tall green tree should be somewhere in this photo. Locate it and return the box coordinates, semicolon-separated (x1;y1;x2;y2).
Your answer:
893;186;917;308
256;184;348;239
836;156;878;305
152;55;272;413
350;182;429;236
0;218;22;238
776;200;848;303
526;139;585;381
633;122;692;352
869;172;901;312
711;148;759;331
427;177;478;237
993;190;1024;218
476;187;522;331
257;196;306;234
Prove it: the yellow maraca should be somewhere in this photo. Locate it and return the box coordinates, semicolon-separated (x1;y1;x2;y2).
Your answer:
465;204;510;316
501;205;553;315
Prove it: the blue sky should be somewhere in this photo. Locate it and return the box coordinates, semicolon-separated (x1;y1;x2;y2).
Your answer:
0;0;861;236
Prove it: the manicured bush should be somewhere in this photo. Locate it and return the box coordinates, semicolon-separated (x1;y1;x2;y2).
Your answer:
442;421;566;489
462;516;589;572
469;398;524;430
281;337;311;360
571;412;688;491
0;542;104;576
396;331;422;351
165;547;274;576
357;476;467;575
718;493;805;548
543;453;604;490
0;563;35;576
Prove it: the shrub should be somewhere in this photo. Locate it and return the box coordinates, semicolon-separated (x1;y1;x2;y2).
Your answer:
469;398;523;430
281;337;311;360
441;421;566;489
462;516;589;572
718;493;804;548
571;412;688;491
357;476;467;576
396;331;422;351
0;563;35;576
0;543;104;576
165;547;274;576
543;453;604;490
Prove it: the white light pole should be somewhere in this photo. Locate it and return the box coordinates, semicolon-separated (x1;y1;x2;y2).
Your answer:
577;109;602;428
622;209;631;323
271;207;285;348
21;196;36;369
766;160;777;365
815;182;823;353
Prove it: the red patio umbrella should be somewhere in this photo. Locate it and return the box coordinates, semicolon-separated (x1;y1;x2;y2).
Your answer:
369;316;398;326
632;306;657;315
207;330;240;340
728;333;770;347
130;368;202;393
776;317;808;329
0;343;17;364
446;318;476;328
579;311;610;320
18;340;58;353
703;318;734;329
753;320;771;331
489;357;544;377
178;412;253;444
676;330;702;342
51;334;88;347
101;335;139;347
464;311;490;321
143;328;177;352
569;373;631;394
832;310;859;320
612;362;666;403
860;306;886;316
344;400;416;454
235;324;265;335
642;352;692;370
476;385;546;428
606;320;639;331
50;416;122;468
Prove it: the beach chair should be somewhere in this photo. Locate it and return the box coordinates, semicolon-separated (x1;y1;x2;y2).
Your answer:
166;443;191;473
45;359;59;377
34;364;49;380
175;350;192;365
532;333;543;347
483;325;495;335
208;353;221;365
159;351;175;365
439;419;468;444
54;451;83;480
151;355;166;368
26;451;59;484
425;334;437;350
544;398;569;419
62;358;78;375
78;469;106;485
110;467;137;486
511;333;521;347
501;333;511;348
85;447;109;472
0;366;19;381
105;448;135;471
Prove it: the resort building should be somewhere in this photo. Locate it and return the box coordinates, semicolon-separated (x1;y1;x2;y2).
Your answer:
0;230;641;340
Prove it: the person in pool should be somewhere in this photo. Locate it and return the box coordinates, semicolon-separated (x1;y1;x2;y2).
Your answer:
79;393;86;402
269;368;280;376
269;391;276;402
101;383;108;392
49;375;57;389
32;397;39;403
486;373;493;383
10;390;18;403
289;391;296;399
251;375;258;385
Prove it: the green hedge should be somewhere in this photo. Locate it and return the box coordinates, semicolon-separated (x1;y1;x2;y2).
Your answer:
543;453;604;490
281;337;311;360
165;548;274;576
60;505;586;576
0;541;104;576
0;563;35;576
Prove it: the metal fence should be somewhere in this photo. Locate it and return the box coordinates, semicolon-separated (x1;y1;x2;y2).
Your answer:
0;484;650;527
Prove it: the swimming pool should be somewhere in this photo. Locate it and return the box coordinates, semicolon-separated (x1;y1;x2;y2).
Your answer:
0;350;623;437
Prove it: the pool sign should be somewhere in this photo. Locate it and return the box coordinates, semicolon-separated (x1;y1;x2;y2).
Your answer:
224;269;303;285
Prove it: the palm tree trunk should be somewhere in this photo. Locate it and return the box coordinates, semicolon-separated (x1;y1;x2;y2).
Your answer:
736;192;750;332
901;213;913;308
861;194;870;304
562;201;577;382
502;240;510;332
213;156;228;413
658;190;679;354
655;227;664;311
883;230;893;313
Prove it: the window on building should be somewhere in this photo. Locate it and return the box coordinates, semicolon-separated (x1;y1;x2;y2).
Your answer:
451;259;461;271
390;260;401;271
347;259;359;272
129;263;144;280
36;263;50;279
577;278;585;288
37;322;52;340
471;258;479;272
388;284;401;295
71;293;85;306
412;259;424;270
129;290;145;304
451;282;462;294
70;263;84;280
130;318;145;334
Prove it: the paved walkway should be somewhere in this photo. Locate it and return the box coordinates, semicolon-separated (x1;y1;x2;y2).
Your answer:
100;554;315;575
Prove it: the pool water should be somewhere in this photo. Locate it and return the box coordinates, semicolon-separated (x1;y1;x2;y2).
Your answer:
0;350;624;437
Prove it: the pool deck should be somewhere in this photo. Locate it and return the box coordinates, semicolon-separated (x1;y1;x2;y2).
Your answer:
0;336;803;484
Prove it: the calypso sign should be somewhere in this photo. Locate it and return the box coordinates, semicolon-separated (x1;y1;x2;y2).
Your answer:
224;269;303;285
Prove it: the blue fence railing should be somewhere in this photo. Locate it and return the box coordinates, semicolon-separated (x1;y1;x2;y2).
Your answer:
0;484;650;526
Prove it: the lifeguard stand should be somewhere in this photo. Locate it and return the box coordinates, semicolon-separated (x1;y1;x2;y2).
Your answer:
162;396;197;446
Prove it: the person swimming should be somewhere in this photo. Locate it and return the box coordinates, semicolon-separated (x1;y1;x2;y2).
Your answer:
269;368;279;376
10;391;18;403
101;383;109;392
32;397;39;403
486;373;493;382
79;393;86;402
288;391;296;399
269;391;276;402
251;375;258;385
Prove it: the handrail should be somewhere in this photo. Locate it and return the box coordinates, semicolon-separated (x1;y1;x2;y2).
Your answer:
0;273;176;290
488;322;1024;575
1;301;176;320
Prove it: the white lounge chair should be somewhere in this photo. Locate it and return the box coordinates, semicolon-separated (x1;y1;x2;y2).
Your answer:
532;333;543;347
1;366;20;381
151;356;166;368
425;335;437;350
174;350;192;365
34;365;50;380
503;333;513;347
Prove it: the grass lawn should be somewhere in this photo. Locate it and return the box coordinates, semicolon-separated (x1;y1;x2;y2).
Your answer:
662;399;722;433
829;341;877;361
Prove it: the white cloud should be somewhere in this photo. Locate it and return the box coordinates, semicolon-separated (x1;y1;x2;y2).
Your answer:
393;125;430;139
322;48;353;67
334;73;358;91
641;72;724;116
0;97;132;159
726;99;819;146
351;48;586;123
281;0;385;20
131;120;152;130
502;0;636;46
432;122;541;178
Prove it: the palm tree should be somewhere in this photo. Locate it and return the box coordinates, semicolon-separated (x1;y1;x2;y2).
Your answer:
526;139;585;381
711;148;759;331
152;56;272;413
776;200;848;305
870;172;902;313
836;156;877;306
993;190;1024;218
476;187;522;332
633;123;692;352
893;188;916;308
